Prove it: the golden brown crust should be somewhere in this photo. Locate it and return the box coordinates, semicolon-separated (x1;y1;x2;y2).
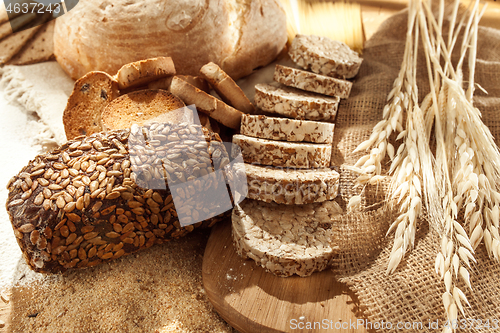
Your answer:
115;57;176;89
53;0;286;80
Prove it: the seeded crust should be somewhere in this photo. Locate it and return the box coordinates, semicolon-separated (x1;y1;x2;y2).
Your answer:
240;114;334;144
235;163;339;205
274;64;353;99
254;82;339;121
101;89;188;131
115;57;176;89
63;71;120;140
199;62;255;114
232;199;342;277
170;76;243;129
232;134;331;168
289;34;363;79
6;123;231;273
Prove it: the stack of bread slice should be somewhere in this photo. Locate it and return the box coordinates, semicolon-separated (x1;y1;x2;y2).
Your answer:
232;34;363;277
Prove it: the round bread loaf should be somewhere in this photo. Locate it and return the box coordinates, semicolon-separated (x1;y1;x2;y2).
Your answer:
54;0;287;80
6;123;232;273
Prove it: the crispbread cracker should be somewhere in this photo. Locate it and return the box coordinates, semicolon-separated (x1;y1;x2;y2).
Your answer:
8;20;55;65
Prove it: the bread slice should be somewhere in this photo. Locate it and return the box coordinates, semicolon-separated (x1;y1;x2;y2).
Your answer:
274;64;353;99
101;89;189;131
63;71;120;140
235;163;339;205
254;82;339;121
232;199;342;277
169;76;243;129
199;62;255;114
116;57;176;89
240;114;334;144
7;20;55;65
148;75;210;93
289;34;363;79
232;134;331;168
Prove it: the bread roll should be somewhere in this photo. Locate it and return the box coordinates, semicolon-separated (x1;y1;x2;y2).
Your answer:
54;0;287;80
6;123;233;273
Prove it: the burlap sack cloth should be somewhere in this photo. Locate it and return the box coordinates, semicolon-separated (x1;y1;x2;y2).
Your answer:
330;9;500;332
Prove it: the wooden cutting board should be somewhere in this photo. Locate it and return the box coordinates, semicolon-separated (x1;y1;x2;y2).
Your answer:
202;221;370;333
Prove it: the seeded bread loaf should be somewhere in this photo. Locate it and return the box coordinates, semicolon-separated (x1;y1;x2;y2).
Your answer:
289;34;363;79
169;76;243;129
235;163;339;205
6;123;232;273
240;114;334;144
232;134;331;168
199;62;255;114
63;72;120;140
232;199;342;277
274;64;353;99
101;89;189;131
115;57;176;89
254;82;339;121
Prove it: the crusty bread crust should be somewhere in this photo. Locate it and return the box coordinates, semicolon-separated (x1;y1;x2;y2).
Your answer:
115;57;176;89
169;76;243;129
101;89;187;131
199;62;255;114
148;75;210;93
63;71;119;140
53;0;287;80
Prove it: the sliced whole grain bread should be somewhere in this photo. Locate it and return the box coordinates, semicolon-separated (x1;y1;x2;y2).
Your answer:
63;71;120;140
169;76;243;129
254;82;339;121
232;134;331;168
115;57;176;89
274;64;353;99
199;62;255;114
235;163;339;205
7;20;55;65
232;199;343;277
240;114;334;144
289;34;362;79
0;14;47;65
0;12;37;40
101;89;189;131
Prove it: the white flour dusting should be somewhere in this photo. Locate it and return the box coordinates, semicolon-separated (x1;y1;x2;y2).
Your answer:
0;91;44;290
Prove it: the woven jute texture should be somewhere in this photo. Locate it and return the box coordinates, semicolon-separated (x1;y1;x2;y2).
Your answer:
329;10;500;332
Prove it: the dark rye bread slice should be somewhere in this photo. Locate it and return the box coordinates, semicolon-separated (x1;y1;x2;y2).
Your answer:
101;89;188;131
115;57;176;89
8;20;55;65
199;62;255;114
169;76;243;129
6;123;231;273
63;71;120;140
